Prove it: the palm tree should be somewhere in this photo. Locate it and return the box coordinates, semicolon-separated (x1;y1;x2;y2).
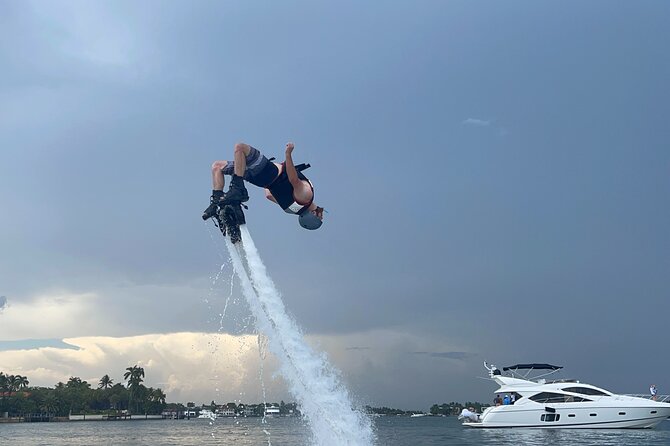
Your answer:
123;366;144;389
6;375;17;392
14;375;29;390
0;372;8;394
0;373;8;407
0;374;27;416
98;375;113;389
150;388;166;405
66;377;83;388
123;365;145;413
44;394;58;416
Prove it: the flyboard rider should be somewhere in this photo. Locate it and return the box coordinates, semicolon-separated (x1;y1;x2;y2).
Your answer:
202;142;324;230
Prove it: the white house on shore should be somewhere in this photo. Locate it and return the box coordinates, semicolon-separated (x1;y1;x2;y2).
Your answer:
217;408;236;417
264;405;280;417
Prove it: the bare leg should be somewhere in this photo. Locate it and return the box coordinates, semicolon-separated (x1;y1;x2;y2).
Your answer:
233;142;251;177
219;143;251;204
203;160;229;220
211;161;228;190
204;143;249;219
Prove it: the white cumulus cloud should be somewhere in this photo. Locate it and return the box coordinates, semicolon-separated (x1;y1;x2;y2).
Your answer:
0;329;477;408
0;333;278;404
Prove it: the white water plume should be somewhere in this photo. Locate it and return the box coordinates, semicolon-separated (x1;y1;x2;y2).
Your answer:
223;226;375;446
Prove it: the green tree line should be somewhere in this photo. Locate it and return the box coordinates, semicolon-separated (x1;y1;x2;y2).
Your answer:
0;365;166;417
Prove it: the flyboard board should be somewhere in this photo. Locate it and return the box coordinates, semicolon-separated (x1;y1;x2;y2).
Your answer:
214;202;246;244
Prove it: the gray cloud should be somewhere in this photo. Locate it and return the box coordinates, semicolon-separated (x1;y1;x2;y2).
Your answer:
0;296;6;312
461;117;510;137
412;351;475;361
462;118;491;126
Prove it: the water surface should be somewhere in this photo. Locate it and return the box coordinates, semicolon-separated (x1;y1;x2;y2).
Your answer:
1;416;669;446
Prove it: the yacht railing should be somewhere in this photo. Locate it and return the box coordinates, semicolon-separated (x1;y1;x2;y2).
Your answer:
623;394;670;403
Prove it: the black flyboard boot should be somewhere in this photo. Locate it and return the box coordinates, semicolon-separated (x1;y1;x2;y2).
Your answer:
202;190;225;221
202;202;219;221
219;203;246;244
220;175;249;205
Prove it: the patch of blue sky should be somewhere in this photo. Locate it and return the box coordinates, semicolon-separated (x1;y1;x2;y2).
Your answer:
0;339;79;352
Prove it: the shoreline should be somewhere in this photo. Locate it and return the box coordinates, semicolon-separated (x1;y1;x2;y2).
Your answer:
0;414;166;423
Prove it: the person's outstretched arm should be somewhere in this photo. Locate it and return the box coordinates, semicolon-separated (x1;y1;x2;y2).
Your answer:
284;142;301;187
283;142;313;204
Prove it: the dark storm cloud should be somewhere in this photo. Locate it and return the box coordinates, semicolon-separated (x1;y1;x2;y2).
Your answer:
411;352;475;361
1;0;669;408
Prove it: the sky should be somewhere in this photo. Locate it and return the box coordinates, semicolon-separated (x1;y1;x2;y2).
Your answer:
1;0;669;410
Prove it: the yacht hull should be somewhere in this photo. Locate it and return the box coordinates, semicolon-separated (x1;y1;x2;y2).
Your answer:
464;405;670;429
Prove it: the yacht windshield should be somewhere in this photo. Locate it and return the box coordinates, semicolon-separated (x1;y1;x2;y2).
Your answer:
561;387;608;396
529;392;592;403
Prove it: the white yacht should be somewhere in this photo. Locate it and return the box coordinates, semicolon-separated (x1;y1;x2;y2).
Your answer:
462;362;670;429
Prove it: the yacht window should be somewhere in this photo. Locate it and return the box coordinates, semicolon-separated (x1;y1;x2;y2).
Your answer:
530;392;566;403
650;411;657;414
568;414;575;417
590;413;597;417
529;392;592;404
561;386;608;396
618;412;626;416
540;413;560;422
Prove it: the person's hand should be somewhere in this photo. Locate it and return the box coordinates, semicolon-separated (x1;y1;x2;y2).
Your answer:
285;142;295;155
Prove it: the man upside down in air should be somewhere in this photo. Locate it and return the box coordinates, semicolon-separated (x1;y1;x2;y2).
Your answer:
203;142;324;230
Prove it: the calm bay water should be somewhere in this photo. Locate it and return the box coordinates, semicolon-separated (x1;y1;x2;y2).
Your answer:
1;416;669;446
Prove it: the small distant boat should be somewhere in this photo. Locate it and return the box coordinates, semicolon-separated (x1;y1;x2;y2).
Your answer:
198;409;216;419
462;362;670;429
410;413;428;417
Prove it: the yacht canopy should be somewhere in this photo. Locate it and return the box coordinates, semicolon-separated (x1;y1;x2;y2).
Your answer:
503;363;562;371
